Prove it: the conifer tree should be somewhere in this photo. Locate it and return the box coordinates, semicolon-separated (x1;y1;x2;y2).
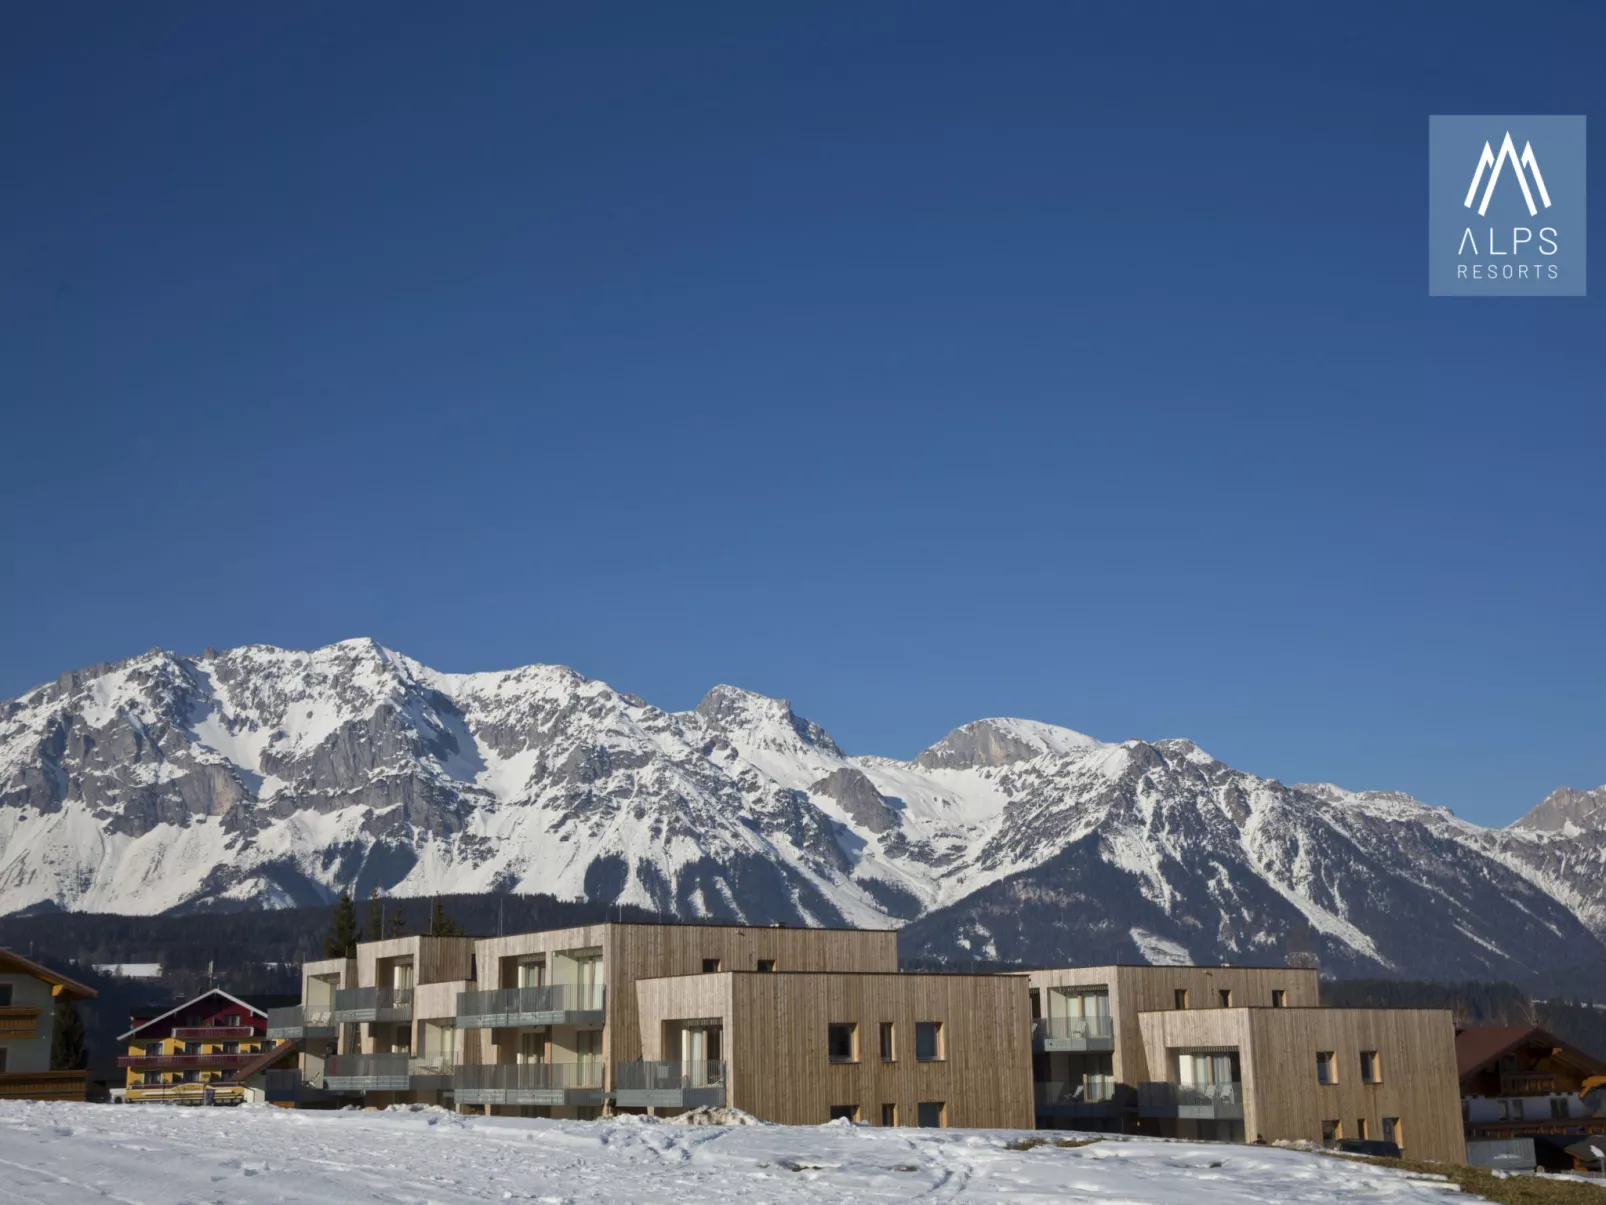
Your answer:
324;892;360;958
50;998;87;1071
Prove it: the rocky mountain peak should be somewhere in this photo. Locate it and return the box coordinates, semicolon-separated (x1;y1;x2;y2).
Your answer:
693;684;842;757
915;717;1103;770
1512;784;1606;834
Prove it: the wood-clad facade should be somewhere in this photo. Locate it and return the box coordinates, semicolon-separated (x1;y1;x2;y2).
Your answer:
1136;1007;1465;1163
636;971;1033;1129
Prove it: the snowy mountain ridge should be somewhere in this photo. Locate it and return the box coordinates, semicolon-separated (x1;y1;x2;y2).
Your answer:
2;639;1603;980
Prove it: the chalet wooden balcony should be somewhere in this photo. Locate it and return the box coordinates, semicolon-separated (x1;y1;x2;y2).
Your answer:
323;1052;452;1093
331;986;414;1024
1034;1075;1121;1119
1138;1081;1244;1121
0;1007;41;1040
1500;1072;1558;1095
455;984;606;1029
117;1052;261;1071
1031;1014;1115;1053
0;1070;91;1101
453;1061;609;1107
613;1060;726;1110
266;1005;338;1040
172;1026;257;1040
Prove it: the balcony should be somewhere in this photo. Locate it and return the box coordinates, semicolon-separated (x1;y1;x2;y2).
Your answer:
323;1053;452;1093
0;1007;42;1040
455;984;606;1029
1138;1081;1244;1121
1500;1072;1558;1095
117;1052;261;1071
263;1068;349;1106
173;1026;257;1041
1031;1014;1115;1053
614;1060;726;1110
266;1005;338;1041
331;987;414;1024
452;1061;609;1107
1034;1075;1121;1119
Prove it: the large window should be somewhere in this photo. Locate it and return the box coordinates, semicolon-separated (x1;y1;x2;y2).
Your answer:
1316;1051;1337;1085
915;1022;943;1062
917;1101;946;1128
828;1023;858;1063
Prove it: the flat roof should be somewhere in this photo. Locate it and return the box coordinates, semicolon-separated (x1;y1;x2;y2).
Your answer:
639;969;1023;982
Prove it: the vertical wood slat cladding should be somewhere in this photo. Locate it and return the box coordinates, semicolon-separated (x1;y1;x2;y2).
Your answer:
1027;965;1320;1083
465;923;897;1070
638;971;1033;1129
1137;1007;1465;1164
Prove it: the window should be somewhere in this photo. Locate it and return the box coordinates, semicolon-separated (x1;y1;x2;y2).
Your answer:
1174;989;1190;1009
915;1022;943;1062
224;1014;240;1027
1321;1119;1340;1145
0;1048;6;1073
917;1101;946;1129
144;1042;162;1057
1316;1051;1337;1085
517;960;545;989
222;1042;239;1054
828;1023;858;1063
183;1041;201;1055
756;960;776;973
1271;989;1287;1008
828;1104;859;1123
1382;1117;1401;1148
881;1103;898;1127
1355;1118;1369;1140
1510;1098;1526;1120
1218;989;1232;1008
1359;1050;1381;1083
1551;1097;1571;1119
0;985;12;1006
702;958;722;973
182;1070;199;1083
879;1022;896;1061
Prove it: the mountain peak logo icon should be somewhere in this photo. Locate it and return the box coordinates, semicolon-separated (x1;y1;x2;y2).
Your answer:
1463;131;1552;218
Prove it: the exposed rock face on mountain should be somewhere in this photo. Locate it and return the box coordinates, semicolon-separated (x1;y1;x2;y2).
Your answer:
2;640;1602;983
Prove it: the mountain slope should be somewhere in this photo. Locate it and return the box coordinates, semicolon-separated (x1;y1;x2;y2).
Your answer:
2;640;1602;983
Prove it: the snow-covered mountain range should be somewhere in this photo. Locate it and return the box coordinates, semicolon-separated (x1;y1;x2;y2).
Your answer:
2;639;1603;980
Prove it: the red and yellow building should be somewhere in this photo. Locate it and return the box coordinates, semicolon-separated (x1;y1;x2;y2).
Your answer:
120;989;276;1105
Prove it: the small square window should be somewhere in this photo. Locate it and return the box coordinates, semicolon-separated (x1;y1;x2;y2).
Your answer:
828;1104;859;1123
828;1023;858;1063
881;1102;897;1126
917;1101;946;1128
702;958;722;973
915;1022;943;1062
756;959;776;973
1174;989;1190;1010
1271;989;1287;1008
879;1021;896;1061
1316;1051;1337;1085
1218;989;1232;1008
1359;1050;1381;1083
1321;1119;1341;1145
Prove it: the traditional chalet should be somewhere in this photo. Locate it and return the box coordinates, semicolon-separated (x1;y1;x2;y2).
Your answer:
1457;1025;1606;1169
0;949;97;1102
119;989;280;1105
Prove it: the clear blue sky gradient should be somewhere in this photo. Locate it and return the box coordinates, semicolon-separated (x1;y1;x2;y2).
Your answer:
3;2;1602;825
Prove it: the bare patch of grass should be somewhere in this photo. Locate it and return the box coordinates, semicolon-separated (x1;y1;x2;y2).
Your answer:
1004;1136;1104;1151
1331;1153;1604;1205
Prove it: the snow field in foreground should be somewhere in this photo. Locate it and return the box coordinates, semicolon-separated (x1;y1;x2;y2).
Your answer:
0;1100;1467;1205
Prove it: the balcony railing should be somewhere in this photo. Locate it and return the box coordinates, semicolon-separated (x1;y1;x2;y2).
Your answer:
1035;1075;1120;1116
266;1005;338;1040
117;1052;261;1070
331;987;414;1024
0;1007;41;1040
452;1061;608;1105
613;1060;727;1108
455;984;606;1029
1138;1081;1244;1120
172;1026;257;1040
263;1068;349;1104
1031;1015;1115;1051
323;1053;452;1093
1501;1072;1558;1095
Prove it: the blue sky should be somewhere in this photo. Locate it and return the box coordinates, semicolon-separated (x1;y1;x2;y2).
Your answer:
2;2;1601;826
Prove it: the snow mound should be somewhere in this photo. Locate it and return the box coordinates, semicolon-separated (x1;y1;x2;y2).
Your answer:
666;1105;765;1126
